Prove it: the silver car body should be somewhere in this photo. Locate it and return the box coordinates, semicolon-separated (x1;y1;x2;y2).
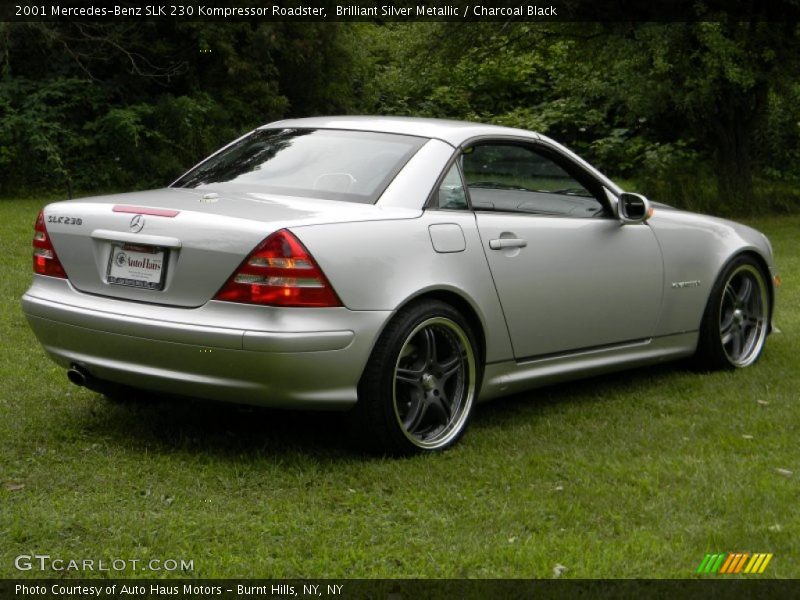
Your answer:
22;116;778;409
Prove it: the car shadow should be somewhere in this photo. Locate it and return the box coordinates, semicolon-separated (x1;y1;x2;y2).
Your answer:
80;390;361;460
75;362;685;460
473;362;684;428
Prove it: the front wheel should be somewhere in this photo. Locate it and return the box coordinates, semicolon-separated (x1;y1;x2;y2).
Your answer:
354;300;480;455
694;256;770;370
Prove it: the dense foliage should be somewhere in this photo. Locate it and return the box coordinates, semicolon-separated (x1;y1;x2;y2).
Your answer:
0;22;369;194
1;16;798;215
363;21;800;214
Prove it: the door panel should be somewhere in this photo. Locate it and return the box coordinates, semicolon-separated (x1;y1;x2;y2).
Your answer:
477;213;663;358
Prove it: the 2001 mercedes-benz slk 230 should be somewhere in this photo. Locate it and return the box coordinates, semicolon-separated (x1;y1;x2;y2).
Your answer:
22;116;779;454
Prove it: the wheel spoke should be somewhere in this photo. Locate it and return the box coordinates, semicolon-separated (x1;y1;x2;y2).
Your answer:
720;311;735;335
422;328;438;367
743;315;762;343
429;394;451;422
730;328;743;358
744;292;760;316
396;366;423;386
736;277;753;304
741;325;755;349
723;283;737;307
403;394;427;432
439;354;462;383
744;316;761;327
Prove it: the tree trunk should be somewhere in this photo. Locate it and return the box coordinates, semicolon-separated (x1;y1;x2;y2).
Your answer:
711;82;768;215
714;120;754;215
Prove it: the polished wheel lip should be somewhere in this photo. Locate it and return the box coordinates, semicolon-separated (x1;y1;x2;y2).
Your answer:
392;316;476;450
718;264;768;368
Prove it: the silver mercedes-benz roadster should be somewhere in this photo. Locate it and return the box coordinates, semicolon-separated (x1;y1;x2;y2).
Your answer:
22;116;779;454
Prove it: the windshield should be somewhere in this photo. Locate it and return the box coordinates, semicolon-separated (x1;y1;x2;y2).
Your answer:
172;128;427;204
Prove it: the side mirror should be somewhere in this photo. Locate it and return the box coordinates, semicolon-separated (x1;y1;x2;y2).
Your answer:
618;192;652;224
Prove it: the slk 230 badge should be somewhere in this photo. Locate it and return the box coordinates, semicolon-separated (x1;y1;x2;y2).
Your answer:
47;215;83;225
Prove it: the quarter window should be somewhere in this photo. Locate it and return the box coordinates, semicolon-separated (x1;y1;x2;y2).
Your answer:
433;163;469;210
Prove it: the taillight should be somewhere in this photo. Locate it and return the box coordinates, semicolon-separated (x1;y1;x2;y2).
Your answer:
214;229;342;307
33;211;67;278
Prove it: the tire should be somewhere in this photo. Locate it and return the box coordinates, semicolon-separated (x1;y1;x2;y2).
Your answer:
693;255;770;370
353;299;480;455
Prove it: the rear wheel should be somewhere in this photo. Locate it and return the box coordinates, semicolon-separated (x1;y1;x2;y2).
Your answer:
694;256;770;370
354;300;480;455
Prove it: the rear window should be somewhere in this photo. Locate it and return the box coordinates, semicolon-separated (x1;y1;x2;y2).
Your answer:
172;128;427;204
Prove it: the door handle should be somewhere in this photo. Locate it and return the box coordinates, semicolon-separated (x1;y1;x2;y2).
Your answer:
489;238;527;250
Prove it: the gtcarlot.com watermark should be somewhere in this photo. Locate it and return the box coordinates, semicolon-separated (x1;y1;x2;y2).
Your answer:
15;554;194;573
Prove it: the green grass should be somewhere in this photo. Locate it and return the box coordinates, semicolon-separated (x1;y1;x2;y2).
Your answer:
1;198;798;579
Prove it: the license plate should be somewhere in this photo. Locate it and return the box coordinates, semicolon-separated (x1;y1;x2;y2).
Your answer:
107;243;167;290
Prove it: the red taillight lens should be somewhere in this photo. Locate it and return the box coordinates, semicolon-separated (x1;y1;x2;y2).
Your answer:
33;211;67;278
214;229;342;307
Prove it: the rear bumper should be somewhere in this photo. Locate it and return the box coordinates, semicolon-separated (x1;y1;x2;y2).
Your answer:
22;276;389;408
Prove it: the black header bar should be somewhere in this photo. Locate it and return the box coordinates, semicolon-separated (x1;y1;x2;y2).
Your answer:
2;0;799;22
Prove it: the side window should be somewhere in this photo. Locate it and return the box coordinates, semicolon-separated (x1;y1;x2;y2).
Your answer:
461;144;606;217
433;162;469;210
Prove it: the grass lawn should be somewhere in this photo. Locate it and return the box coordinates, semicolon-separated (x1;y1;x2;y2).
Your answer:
1;197;797;579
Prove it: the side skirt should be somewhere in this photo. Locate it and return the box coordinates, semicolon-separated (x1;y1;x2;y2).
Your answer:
477;332;698;402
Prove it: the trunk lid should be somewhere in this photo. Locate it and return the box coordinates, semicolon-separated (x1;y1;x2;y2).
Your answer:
43;186;419;307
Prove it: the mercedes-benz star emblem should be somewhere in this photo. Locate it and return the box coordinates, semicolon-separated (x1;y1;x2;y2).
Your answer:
129;214;145;233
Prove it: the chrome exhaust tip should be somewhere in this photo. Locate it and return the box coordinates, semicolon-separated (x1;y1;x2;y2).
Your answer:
67;366;87;387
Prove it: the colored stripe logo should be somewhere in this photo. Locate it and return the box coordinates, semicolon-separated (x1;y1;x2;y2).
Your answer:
696;553;773;574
